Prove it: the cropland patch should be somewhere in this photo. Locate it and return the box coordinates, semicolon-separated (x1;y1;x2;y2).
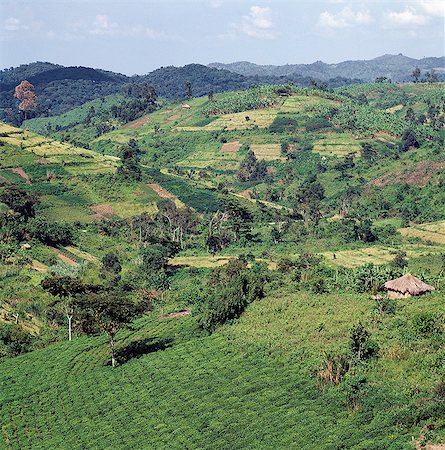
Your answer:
11;167;31;184
399;221;445;244
49;246;79;266
370;160;445;187
323;244;445;268
251;144;284;161
221;141;241;153
148;183;175;199
312;133;362;157
177;109;279;132
124;115;151;129
64;246;98;264
279;95;337;113
90;203;115;220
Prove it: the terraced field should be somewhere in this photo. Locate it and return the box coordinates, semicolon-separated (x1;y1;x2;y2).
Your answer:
279;94;337;113
323;244;445;268
251;144;285;161
176;143;242;170
0;123;118;172
399;221;445;244
312;132;363;157
169;255;277;270
177;109;279;131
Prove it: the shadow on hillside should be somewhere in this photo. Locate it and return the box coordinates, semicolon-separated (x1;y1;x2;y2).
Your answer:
116;337;173;365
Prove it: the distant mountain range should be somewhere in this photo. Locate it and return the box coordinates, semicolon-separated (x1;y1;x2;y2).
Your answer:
1;54;443;121
209;54;445;82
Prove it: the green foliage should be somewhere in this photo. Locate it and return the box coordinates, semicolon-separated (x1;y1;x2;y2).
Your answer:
28;217;74;246
140;244;172;273
237;150;268;182
0;323;32;359
349;322;379;361
269;114;298;133
200;259;265;332
412;313;443;336
202;86;280;116
351;263;402;293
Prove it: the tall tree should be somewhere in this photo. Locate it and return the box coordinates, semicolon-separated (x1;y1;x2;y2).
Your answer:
411;67;421;83
117;141;142;181
14;80;37;120
41;276;91;341
184;80;192;100
74;291;148;367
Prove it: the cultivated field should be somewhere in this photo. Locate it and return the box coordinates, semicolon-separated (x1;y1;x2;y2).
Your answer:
399;221;445;244
177;109;279;131
312;132;363;157
251;144;285;161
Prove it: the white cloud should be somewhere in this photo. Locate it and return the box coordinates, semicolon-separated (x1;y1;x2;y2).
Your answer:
384;8;429;27
318;7;372;29
3;17;28;31
90;15;118;35
416;0;445;17
234;6;276;39
68;15;171;40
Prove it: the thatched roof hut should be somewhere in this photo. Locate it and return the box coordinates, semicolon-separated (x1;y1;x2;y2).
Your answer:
181;104;191;109
384;273;434;299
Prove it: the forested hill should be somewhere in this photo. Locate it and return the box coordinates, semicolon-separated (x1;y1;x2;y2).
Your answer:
2;54;443;122
209;54;445;82
0;62;359;122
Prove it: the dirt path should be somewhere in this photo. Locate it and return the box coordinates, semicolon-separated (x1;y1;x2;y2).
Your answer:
12;167;31;184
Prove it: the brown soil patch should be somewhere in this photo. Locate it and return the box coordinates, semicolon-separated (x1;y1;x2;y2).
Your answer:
168;114;180;122
12;167;31;184
124;115;150;129
147;183;175;199
160;309;191;320
160;109;174;115
370;161;445;188
133;191;145;197
48;247;78;267
36;159;50;165
221;141;241;153
90;203;115;220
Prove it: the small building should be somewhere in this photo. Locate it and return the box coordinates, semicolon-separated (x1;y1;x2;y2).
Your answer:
181;104;191;110
384;273;434;299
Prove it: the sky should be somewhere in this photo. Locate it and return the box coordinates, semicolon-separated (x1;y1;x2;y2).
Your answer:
1;0;444;75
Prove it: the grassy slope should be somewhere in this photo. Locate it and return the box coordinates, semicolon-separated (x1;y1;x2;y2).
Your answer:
1;285;444;449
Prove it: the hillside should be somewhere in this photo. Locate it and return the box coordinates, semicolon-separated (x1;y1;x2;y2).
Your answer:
209;54;445;82
1;81;445;448
0;62;360;124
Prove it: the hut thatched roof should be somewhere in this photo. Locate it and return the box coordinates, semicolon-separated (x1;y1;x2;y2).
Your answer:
384;273;434;295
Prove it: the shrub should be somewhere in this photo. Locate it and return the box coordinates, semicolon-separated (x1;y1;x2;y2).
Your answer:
412;313;443;336
200;259;265;332
318;353;350;385
28;217;75;246
349;322;379;361
305;117;331;132
0;323;32;359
